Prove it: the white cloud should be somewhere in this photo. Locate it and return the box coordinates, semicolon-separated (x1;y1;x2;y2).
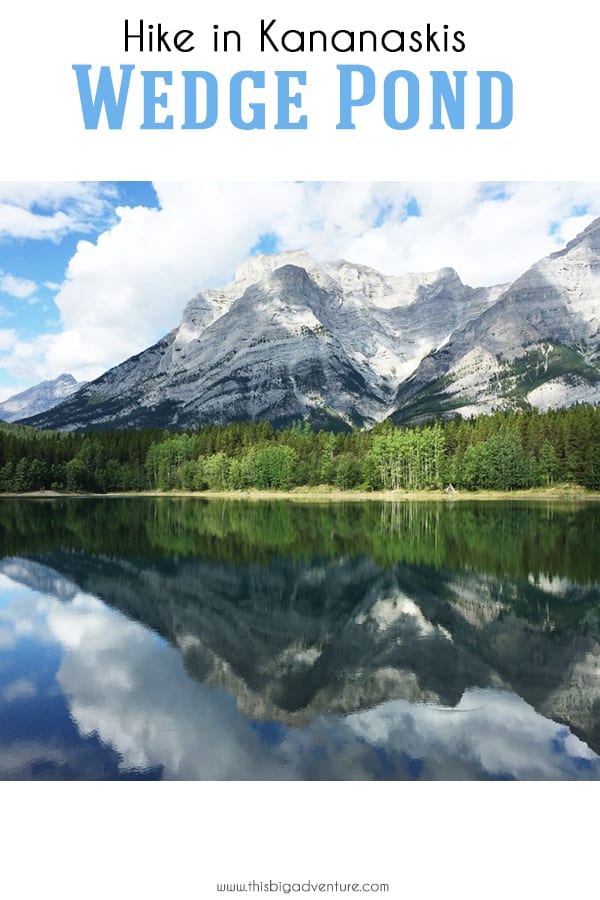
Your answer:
0;182;119;243
0;205;73;242
3;579;599;780
557;214;595;245
0;333;54;383
0;557;599;780
3;181;600;384
0;328;16;351
0;182;115;209
0;273;37;299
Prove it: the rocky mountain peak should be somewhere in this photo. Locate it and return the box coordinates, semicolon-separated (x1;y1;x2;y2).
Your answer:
0;374;84;424
265;262;322;294
19;224;600;432
234;250;313;287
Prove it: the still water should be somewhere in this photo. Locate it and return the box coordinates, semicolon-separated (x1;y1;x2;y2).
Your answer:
0;497;599;780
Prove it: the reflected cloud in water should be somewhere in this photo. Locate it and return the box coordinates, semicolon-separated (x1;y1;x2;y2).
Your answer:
0;562;598;781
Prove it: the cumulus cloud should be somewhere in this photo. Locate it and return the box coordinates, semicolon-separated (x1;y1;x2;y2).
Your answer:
4;181;600;385
0;333;54;384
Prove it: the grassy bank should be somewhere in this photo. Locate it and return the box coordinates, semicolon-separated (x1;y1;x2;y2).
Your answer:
4;485;600;502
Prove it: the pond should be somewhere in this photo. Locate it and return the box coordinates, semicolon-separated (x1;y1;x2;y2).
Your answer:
0;497;599;779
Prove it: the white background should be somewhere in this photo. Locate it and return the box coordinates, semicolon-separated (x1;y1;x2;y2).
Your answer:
1;0;596;180
1;0;598;897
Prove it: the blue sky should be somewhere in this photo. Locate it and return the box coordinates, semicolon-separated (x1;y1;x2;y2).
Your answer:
0;181;599;402
0;182;157;340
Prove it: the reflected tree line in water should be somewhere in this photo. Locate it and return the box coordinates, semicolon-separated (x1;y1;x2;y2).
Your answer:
1;405;600;493
0;496;598;592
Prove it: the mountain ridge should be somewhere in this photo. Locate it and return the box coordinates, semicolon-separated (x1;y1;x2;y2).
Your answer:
22;254;499;431
19;222;600;432
0;374;84;424
390;216;600;422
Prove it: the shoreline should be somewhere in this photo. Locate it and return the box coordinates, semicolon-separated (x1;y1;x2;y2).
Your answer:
2;486;600;502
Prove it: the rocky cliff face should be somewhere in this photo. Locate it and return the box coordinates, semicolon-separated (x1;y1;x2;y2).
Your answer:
20;252;500;431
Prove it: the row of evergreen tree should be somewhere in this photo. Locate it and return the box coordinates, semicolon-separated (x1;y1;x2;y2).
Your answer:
1;404;599;493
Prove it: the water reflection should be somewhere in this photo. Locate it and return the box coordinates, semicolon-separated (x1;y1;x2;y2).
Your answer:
0;498;599;779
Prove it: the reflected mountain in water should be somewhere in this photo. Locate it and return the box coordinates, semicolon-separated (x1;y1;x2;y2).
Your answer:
1;498;599;779
2;546;600;752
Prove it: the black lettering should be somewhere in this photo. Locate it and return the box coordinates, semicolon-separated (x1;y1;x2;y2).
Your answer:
156;24;171;52
442;24;449;52
331;30;355;52
426;24;440;52
261;18;279;51
174;29;194;52
381;30;404;52
281;29;305;52
358;30;377;52
124;19;143;52
409;30;422;51
453;31;466;51
223;29;241;51
124;19;193;52
308;30;327;52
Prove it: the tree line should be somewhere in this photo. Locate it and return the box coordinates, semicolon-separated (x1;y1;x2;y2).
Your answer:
1;404;600;493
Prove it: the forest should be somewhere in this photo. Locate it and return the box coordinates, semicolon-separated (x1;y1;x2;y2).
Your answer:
0;404;599;494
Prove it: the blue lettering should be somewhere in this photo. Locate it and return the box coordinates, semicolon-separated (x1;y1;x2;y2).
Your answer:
477;71;513;129
72;64;134;129
274;71;307;130
430;71;466;129
182;71;219;129
336;65;375;129
141;71;173;129
230;71;265;130
383;71;420;130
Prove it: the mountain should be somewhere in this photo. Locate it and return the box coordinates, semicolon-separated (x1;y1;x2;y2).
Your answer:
20;251;501;431
390;218;600;423
0;374;83;423
19;221;600;432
